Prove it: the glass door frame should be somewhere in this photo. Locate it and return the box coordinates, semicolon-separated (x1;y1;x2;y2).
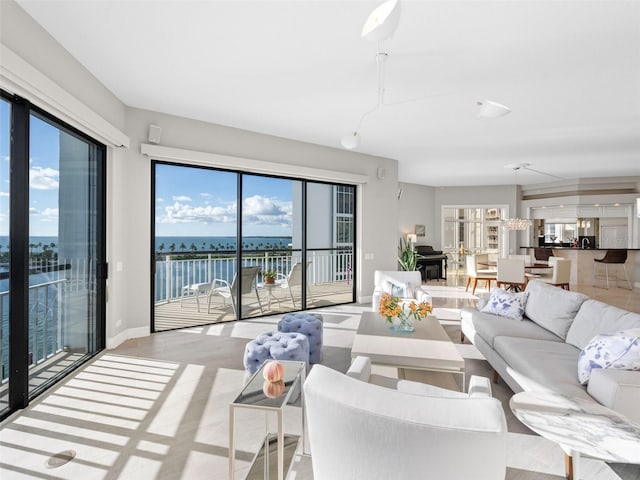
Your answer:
1;90;107;420
150;161;357;332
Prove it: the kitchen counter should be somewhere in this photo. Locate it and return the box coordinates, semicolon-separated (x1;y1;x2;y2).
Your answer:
521;246;640;251
521;247;636;286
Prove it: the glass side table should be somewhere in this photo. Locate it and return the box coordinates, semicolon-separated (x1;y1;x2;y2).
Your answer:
229;360;306;480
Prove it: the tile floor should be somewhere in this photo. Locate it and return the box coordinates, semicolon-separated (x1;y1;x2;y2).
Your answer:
0;276;638;479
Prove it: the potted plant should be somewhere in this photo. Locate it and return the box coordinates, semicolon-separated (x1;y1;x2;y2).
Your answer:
263;270;277;285
398;237;421;271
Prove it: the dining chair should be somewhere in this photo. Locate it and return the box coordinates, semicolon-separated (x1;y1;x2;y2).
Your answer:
497;258;526;291
538;257;571;290
508;254;533;267
207;265;264;315
465;255;496;295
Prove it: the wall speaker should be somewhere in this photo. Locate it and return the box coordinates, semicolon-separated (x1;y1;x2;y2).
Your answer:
377;167;386;180
148;124;162;144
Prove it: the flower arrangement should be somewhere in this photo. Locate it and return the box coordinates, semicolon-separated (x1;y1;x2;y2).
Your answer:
378;292;432;324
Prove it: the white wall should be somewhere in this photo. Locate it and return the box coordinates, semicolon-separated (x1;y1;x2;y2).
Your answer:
397;182;436;246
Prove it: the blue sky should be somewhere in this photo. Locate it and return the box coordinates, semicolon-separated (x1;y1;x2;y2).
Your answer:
1;102;61;237
0;98;295;239
155;164;295;237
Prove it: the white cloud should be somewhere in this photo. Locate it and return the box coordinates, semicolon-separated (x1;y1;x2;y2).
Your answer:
242;195;292;227
158;201;237;224
156;197;164;203
172;195;192;202
29;207;39;214
0;192;8;197
200;193;213;198
156;195;293;227
30;166;59;190
41;207;59;218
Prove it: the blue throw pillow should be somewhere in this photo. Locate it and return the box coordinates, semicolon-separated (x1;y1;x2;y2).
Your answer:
481;288;529;321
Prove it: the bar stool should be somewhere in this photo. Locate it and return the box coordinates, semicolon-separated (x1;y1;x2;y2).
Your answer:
592;250;632;290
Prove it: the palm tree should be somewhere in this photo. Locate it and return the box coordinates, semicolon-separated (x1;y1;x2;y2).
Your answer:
179;242;186;251
190;243;197;252
158;243;165;253
169;243;176;253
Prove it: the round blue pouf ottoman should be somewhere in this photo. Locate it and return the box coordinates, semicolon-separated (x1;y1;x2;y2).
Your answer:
277;313;323;364
243;331;310;374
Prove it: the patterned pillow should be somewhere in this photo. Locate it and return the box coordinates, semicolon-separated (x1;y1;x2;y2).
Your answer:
480;288;529;321
577;333;640;385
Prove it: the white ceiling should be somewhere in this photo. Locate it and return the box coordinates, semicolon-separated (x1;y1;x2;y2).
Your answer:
16;0;640;186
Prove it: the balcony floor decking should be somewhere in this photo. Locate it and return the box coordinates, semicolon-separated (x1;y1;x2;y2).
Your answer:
154;280;354;331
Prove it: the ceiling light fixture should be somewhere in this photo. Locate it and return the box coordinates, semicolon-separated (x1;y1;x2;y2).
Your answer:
503;163;565;181
362;0;401;42
502;164;532;232
341;0;511;150
477;100;512;119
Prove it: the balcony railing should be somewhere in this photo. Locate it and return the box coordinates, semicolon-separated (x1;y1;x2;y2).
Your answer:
1;278;68;382
155;250;353;304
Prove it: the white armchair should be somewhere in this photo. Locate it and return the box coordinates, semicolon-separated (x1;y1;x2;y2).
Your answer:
304;364;507;480
372;270;432;312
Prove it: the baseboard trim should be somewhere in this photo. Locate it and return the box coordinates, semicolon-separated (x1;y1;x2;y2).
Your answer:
106;326;150;350
359;295;373;305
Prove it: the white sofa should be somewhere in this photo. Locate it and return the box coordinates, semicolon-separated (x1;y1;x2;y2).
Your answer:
461;280;640;422
303;363;507;480
372;270;433;312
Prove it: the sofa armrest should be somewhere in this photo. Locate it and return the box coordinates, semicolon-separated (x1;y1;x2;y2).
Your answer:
468;375;493;398
346;355;372;382
587;369;640;423
415;287;433;306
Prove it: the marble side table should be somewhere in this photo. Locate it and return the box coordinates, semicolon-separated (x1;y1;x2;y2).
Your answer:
510;390;640;479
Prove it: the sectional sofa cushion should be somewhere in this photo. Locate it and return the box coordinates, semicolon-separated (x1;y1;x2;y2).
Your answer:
462;308;563;348
565;299;640;350
524;280;588;340
492;336;592;401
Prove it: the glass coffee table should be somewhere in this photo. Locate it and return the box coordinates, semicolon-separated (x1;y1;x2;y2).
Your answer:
229;360;306;480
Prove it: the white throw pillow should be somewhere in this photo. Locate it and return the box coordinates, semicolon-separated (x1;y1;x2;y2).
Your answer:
382;280;407;298
481;288;529;321
577;333;640;385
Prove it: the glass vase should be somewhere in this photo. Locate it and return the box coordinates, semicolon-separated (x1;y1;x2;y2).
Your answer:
391;315;414;333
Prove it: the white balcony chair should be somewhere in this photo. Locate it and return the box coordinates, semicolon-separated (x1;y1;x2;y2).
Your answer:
276;261;314;308
180;282;211;311
206;265;263;315
304;361;507;480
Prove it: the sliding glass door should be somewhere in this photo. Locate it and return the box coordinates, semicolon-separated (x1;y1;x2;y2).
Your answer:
0;91;106;420
152;163;356;331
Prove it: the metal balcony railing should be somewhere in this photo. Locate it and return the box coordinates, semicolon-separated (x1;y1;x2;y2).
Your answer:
154;250;353;304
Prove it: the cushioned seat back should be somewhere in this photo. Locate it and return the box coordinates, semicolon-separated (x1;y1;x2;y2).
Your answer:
304;365;507;480
524;280;588;339
565;299;640;350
